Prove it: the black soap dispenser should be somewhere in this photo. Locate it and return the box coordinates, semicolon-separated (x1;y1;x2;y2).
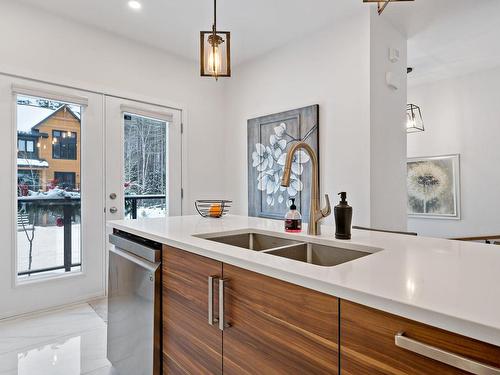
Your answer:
335;192;352;240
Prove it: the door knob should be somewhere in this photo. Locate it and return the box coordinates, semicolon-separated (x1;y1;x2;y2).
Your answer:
109;207;118;214
109;193;117;200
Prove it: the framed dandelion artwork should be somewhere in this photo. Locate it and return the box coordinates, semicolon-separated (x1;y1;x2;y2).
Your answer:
407;154;461;219
247;105;319;222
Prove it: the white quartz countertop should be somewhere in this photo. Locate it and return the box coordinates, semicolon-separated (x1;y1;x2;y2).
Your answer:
108;215;500;346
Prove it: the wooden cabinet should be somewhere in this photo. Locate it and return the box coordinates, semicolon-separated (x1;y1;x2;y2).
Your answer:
163;245;500;375
223;264;339;375
162;246;223;374
162;246;339;375
340;300;500;375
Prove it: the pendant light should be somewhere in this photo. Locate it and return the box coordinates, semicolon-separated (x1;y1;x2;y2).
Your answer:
406;104;424;133
200;0;231;80
406;67;424;133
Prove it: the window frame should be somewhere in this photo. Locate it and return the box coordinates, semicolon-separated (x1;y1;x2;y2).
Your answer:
17;138;38;159
52;130;78;160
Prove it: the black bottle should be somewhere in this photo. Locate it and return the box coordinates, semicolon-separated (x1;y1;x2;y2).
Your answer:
334;192;352;240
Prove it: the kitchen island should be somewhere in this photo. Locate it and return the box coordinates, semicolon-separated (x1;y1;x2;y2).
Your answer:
108;215;500;374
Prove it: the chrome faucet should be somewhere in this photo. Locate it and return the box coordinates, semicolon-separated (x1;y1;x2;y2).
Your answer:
281;141;331;235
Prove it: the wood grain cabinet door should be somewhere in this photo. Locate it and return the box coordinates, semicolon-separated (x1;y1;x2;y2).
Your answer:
222;264;339;375
340;300;500;375
162;246;223;375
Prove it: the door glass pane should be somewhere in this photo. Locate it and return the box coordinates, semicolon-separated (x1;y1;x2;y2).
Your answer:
123;113;168;219
16;95;82;280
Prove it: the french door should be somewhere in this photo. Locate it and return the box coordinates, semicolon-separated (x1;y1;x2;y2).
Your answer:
0;76;105;319
0;75;183;319
104;96;182;224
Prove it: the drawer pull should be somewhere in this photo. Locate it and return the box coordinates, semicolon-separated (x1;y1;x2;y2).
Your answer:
218;279;231;331
208;276;219;325
395;332;500;374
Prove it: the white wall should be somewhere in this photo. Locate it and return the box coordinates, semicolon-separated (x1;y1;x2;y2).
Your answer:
370;10;408;231
0;1;225;211
0;1;409;229
223;9;408;230
223;11;372;226
407;66;500;238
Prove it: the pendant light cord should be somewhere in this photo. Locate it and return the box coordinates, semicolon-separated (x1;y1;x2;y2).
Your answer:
212;0;218;79
213;0;217;30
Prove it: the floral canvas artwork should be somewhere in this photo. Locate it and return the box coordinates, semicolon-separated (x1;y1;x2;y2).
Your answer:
407;155;460;219
247;105;319;222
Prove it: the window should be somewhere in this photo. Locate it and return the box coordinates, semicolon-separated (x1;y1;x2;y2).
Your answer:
18;139;37;158
18;139;34;153
123;113;168;219
16;95;82;280
26;141;34;152
52;130;77;160
54;172;76;190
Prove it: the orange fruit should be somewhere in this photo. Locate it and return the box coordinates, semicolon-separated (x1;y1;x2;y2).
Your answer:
208;203;223;217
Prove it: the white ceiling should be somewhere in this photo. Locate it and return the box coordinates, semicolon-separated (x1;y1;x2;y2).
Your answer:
15;0;363;66
16;0;500;83
382;0;500;86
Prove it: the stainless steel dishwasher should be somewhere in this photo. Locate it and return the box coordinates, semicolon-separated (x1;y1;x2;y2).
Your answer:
108;230;162;375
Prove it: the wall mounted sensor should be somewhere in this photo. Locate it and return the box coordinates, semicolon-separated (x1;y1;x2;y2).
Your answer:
389;48;400;63
386;71;400;90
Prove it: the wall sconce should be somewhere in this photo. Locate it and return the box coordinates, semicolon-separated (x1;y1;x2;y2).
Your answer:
407;104;424;133
200;0;231;80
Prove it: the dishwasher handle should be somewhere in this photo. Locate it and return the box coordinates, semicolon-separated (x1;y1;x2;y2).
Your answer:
109;233;161;263
109;246;160;272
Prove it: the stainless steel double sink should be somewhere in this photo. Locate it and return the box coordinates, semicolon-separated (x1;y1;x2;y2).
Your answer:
196;232;379;267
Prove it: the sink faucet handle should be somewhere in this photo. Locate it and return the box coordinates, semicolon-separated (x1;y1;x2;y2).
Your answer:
321;194;332;218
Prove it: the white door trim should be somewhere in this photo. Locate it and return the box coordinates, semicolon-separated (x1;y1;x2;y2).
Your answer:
0;71;188;318
1;76;106;319
11;84;89;106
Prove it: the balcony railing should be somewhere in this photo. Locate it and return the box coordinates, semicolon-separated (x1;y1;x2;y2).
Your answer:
17;196;81;277
124;194;166;219
17;194;166;277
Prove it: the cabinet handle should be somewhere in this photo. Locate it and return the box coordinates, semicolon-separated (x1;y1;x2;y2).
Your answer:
395;332;500;374
218;279;230;331
208;276;219;325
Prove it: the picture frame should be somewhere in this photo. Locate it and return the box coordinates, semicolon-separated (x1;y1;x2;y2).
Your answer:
407;154;461;219
247;105;319;222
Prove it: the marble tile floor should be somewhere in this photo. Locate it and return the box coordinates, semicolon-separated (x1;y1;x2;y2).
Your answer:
0;300;117;375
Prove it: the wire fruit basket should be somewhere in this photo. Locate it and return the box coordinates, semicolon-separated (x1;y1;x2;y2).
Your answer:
195;200;232;218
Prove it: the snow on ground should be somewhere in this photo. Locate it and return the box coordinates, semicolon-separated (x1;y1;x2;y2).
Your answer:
17;224;81;273
135;206;166;219
17;205;165;277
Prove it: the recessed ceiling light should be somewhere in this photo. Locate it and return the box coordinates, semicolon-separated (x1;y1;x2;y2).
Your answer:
128;0;142;10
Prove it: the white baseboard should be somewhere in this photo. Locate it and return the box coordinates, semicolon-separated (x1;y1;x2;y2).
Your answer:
0;291;106;322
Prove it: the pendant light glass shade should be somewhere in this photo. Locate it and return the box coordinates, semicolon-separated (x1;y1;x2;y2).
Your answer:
406;103;424;133
200;30;231;78
200;0;231;79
